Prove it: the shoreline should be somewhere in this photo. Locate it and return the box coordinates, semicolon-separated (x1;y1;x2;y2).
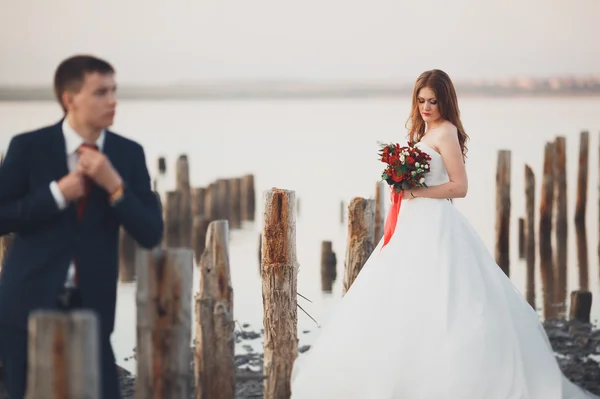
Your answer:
114;317;600;398
1;85;600;102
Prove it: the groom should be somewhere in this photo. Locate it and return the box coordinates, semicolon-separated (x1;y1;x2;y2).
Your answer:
0;55;164;398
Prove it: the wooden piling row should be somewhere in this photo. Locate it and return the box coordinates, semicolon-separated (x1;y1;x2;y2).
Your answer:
151;156;256;262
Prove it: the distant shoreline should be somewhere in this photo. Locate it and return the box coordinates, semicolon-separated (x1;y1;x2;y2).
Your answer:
1;83;599;102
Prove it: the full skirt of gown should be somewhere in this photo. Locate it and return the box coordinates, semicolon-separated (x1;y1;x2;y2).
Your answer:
290;195;598;399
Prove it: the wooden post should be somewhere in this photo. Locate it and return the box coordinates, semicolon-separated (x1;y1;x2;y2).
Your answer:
374;182;386;244
518;217;525;259
524;165;536;308
241;174;256;221
343;197;375;295
575;222;589;290
205;183;219;221
135;248;194;399
575;131;589;226
192;216;211;263
158;156;167;176
195;220;235;399
261;188;298;399
495;150;511;276
554;136;567;315
228;178;242;229
119;227;137;282
192;187;207;219
540;142;555;319
25;310;100;399
164;191;182;248
176;155;192;248
569;290;592;323
258;233;262;266
320;241;337;293
217;179;231;223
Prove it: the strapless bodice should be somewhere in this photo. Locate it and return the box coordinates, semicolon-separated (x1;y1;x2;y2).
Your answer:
415;141;449;187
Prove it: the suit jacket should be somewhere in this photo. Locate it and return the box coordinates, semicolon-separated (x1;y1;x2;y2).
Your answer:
0;120;163;336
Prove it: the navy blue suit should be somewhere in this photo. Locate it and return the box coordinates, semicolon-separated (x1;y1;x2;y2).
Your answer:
0;120;163;398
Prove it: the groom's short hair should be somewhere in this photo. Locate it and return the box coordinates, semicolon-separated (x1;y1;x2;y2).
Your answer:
53;55;115;112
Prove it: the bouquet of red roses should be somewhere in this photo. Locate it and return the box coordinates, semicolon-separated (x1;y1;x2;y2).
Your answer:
378;142;431;192
377;142;432;248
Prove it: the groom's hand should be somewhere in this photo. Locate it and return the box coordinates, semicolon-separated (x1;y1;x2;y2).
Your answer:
77;147;123;194
57;171;86;202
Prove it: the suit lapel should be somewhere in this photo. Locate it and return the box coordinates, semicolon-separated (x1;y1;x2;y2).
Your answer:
48;120;70;180
46;120;78;221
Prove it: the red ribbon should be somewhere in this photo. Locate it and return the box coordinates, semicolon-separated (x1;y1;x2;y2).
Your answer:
382;190;403;249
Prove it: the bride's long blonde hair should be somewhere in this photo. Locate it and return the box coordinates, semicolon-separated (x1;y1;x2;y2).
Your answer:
405;69;469;161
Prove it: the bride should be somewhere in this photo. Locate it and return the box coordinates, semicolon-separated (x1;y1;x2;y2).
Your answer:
290;69;598;399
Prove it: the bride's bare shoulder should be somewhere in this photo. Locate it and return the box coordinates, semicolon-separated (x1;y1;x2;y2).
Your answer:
433;121;459;147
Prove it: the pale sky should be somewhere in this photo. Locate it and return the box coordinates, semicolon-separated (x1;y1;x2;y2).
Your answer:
1;0;599;85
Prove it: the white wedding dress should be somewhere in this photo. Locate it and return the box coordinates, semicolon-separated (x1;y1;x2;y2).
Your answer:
290;141;598;399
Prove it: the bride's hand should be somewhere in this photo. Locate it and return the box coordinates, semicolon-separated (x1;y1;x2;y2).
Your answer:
402;190;417;200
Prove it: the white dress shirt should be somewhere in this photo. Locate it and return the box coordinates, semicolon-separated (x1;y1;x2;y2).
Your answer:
49;118;106;287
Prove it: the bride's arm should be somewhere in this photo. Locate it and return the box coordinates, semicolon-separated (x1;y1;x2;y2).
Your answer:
409;126;468;199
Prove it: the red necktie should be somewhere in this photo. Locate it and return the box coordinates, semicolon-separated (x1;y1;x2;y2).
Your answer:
74;143;99;284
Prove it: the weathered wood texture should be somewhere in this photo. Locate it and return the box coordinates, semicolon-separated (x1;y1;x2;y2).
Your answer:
164;191;183;248
229;178;242;229
241;175;256;221
576;222;589;291
192;216;211;263
320;240;337;293
195;220;235;399
192;187;207;219
205;183;219;221
495;150;511;276
135;248;194;399
554;137;567;315
261;188;298;399
524;165;536;308
343;197;375;295
119;227;137;282
518;217;525;259
575;131;589;225
25;310;100;399
374;182;386;244
569;290;592;323
176;155;192;248
540;142;556;319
